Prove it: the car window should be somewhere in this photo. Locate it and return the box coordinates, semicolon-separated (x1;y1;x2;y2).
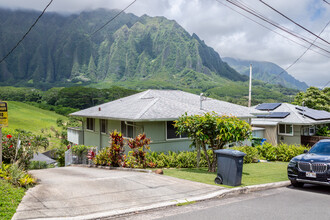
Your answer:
309;142;330;155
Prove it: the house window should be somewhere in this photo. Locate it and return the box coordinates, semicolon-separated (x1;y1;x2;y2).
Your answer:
278;124;293;135
86;118;94;131
166;121;188;139
121;121;134;138
100;119;107;134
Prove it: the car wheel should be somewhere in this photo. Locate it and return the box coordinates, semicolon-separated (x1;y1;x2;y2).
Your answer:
290;179;304;187
214;176;223;185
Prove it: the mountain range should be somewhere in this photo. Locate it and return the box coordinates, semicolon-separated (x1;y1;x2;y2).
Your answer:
222;57;308;91
0;8;301;105
0;8;246;85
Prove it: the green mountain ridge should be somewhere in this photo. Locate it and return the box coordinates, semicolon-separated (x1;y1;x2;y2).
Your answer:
0;8;246;86
0;8;299;106
222;57;308;91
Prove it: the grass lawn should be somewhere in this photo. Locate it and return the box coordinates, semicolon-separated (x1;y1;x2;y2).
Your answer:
4;101;68;149
0;179;26;220
6;101;67;134
163;162;289;188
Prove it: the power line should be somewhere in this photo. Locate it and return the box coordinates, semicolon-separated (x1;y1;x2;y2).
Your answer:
259;0;329;45
215;0;330;58
225;0;330;54
90;0;137;36
266;20;330;85
0;0;54;65
236;0;330;49
323;0;330;6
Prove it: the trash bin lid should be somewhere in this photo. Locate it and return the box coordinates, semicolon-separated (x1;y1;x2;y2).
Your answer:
214;149;246;157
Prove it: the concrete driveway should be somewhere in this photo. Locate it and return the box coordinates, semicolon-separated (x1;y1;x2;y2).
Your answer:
13;166;222;220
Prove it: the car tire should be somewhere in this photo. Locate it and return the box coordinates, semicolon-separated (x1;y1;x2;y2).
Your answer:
290;179;304;187
214;176;223;185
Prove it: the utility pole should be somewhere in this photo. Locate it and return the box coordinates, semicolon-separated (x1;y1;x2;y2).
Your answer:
248;64;252;107
0;127;2;166
0;101;8;166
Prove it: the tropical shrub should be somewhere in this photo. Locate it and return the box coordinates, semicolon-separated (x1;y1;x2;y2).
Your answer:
256;142;277;161
0;163;36;188
108;130;125;167
253;142;308;162
71;145;91;163
93;147;111;166
145;150;212;168
316;126;330;137
55;146;66;167
232;146;259;163
1;129;39;169
175;112;251;172
126;134;151;168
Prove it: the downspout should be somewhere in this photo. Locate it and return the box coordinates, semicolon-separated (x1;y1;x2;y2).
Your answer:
125;121;144;133
99;120;102;151
125;121;145;151
82;120;85;145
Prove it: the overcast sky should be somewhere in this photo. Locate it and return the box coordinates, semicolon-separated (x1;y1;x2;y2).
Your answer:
0;0;329;88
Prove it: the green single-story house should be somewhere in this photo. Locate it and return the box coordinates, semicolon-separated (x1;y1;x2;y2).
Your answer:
67;89;261;152
251;103;330;146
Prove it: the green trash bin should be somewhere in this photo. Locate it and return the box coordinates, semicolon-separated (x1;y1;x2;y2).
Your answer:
214;149;246;186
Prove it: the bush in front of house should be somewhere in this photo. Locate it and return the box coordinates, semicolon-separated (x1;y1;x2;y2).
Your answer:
125;134;151;168
145;150;213;168
93;147;111;166
0;163;36;188
232;146;259;163
1;129;40;170
71;144;91;164
233;142;309;163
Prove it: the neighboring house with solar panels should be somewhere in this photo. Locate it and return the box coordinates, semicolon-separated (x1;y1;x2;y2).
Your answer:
251;103;330;146
67;89;260;152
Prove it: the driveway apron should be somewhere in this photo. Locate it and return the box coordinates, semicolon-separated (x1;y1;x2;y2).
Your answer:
13;167;222;219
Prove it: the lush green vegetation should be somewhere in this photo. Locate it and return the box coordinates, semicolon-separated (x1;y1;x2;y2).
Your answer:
233;143;308;163
163;162;289;187
292;86;330;112
174;113;251;172
4;101;67;149
0;179;26;220
0;9;299;106
0;86;138;115
0;9;245;86
6;101;67;134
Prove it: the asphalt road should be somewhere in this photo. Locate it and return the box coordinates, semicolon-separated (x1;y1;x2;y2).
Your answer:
117;185;330;220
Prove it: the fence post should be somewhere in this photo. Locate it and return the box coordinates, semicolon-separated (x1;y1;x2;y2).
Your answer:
65;148;72;166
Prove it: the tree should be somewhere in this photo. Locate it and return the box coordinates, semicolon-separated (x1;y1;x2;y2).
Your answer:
174;112;252;172
292;87;330;112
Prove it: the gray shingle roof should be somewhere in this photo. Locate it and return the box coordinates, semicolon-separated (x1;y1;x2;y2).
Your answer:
70;89;260;121
252;103;330;125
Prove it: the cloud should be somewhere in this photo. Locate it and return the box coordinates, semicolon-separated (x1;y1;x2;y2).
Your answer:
0;0;329;87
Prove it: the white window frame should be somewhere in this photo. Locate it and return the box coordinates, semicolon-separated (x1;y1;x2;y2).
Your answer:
165;121;188;141
278;124;293;136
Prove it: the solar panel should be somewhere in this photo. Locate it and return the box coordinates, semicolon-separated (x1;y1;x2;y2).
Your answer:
256;103;281;111
296;107;330;120
257;112;290;119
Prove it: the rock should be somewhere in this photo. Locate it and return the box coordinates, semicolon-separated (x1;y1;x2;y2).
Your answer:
155;169;163;175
